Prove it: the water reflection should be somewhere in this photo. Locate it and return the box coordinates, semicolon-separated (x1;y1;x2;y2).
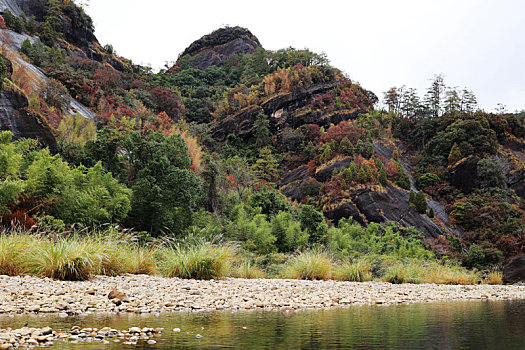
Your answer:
1;300;524;349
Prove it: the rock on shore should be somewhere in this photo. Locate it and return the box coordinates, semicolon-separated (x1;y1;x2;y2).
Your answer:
1;275;524;316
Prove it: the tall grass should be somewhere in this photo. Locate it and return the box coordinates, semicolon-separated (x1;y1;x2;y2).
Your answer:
161;243;234;280
0;232;32;276
281;249;335;280
232;260;266;279
383;259;480;285
334;257;373;282
25;237;99;281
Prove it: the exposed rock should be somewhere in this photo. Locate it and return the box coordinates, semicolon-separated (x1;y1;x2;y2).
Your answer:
507;169;525;200
352;185;443;238
0;91;57;152
325;201;367;226
449;156;480;194
107;289;127;302
503;256;525;284
314;157;352;183
176;26;260;70
211;81;359;141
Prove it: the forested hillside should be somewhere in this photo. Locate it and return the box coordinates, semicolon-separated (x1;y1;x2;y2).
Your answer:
0;0;524;277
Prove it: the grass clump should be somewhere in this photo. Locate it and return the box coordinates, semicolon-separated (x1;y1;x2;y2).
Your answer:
383;259;480;285
485;270;503;285
281;249;335;280
128;247;158;275
0;231;32;276
232;260;266;279
161;243;234;280
26;237;99;281
334;257;373;282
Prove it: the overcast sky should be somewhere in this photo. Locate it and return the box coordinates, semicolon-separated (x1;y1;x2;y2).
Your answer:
83;0;524;112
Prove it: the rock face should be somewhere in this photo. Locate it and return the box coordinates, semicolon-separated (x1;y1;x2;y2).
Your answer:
0;91;57;152
503;256;525;284
211;81;367;141
176;26;261;70
449;156;480;194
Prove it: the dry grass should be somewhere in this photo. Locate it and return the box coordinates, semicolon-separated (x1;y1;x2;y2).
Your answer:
485;270;503;285
384;260;480;285
0;232;32;276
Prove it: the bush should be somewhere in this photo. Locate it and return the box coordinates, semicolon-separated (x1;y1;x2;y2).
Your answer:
161;243;234;280
41;79;71;111
281;249;335;280
271;211;309;252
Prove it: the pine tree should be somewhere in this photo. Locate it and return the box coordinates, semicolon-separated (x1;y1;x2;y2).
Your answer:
253;147;279;184
448;143;462;165
409;189;415;204
378;165;388;186
428;207;435;218
414;191;427;214
340;136;354;155
396;164;411;190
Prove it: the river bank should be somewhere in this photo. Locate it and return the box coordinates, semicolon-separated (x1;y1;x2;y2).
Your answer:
1;275;524;315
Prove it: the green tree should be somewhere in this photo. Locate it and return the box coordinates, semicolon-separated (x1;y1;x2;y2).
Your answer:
396;163;411;190
448;143;462;165
123;130;201;235
0;57;6;89
413;191;427;214
477;157;504;189
253;112;271;148
21;39;32;56
253;146;278;184
298;205;326;243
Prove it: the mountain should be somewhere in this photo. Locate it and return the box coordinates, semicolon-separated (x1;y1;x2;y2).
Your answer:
0;0;524;270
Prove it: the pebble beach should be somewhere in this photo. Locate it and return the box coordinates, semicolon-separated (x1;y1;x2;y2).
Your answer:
1;275;524;315
1;275;525;348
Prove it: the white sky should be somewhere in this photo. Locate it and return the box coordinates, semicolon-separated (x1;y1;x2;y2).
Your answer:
83;0;525;112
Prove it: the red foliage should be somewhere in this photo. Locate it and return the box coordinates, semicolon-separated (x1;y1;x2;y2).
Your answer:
2;209;37;230
321;120;363;144
93;68;123;90
0;16;5;29
150;87;185;120
307;160;316;176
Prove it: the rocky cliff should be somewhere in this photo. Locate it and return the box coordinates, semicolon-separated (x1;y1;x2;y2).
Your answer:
175;26;261;70
0;90;57;151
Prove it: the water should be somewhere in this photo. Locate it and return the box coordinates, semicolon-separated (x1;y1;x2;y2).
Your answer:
1;300;525;349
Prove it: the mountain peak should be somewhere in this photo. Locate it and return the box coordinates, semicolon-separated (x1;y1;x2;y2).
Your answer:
175;26;261;70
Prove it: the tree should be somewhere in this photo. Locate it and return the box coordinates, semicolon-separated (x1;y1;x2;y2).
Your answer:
253;147;278;184
477;157;504;189
448;143;462;165
424;74;446;117
396;163;411;190
413;191;427;214
253;112;271;148
21;39;32;57
122;130;201;235
298;205;325;243
0;57;6;89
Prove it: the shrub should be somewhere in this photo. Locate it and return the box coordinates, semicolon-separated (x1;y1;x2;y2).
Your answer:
161;243;234;280
281;249;335;280
271;211;309;252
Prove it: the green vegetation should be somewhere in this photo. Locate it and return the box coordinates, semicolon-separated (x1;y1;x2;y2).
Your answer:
1;0;522;285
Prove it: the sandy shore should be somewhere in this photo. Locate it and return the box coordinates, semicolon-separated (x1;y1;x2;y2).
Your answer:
0;274;524;316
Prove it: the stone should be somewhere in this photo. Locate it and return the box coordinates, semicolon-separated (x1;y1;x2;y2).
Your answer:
107;290;127;302
503;256;525;284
